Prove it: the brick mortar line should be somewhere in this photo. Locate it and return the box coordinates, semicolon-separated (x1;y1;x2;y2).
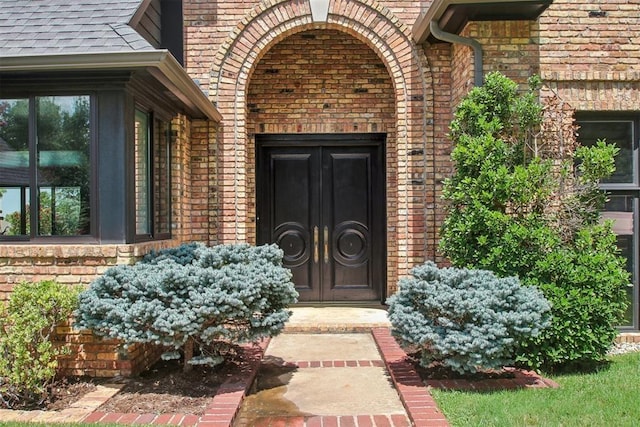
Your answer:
239;413;412;427
278;359;386;368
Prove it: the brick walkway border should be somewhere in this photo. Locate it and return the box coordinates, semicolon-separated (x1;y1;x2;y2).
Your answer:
371;328;559;427
0;329;559;426
371;328;450;427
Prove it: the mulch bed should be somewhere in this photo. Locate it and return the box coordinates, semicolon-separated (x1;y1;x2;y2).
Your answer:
2;343;259;416
1;377;98;411
408;356;559;392
97;344;256;415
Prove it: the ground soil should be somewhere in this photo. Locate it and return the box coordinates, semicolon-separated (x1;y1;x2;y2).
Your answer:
407;352;516;381
98;344;253;415
5;344;253;416
46;379;98;411
97;360;224;415
1;378;98;411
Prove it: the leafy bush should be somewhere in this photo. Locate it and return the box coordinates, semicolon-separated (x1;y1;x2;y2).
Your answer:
76;243;298;371
0;281;81;408
440;72;629;370
387;262;550;374
518;224;630;369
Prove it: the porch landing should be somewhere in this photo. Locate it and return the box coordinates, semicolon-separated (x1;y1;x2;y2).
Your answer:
283;306;391;332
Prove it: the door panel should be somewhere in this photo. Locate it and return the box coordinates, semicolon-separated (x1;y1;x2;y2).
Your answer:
323;150;378;300
257;134;385;302
264;151;321;301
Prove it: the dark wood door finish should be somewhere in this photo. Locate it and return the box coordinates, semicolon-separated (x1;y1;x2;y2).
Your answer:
256;134;386;302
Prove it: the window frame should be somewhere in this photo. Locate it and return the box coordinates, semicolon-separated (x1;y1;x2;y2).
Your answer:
0;93;97;243
577;112;640;331
133;106;172;242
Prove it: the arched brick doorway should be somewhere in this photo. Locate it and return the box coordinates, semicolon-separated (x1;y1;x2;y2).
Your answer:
210;0;433;298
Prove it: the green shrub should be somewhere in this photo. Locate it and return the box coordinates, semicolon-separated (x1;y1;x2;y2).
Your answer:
519;224;629;369
0;281;81;408
76;243;298;372
440;72;629;371
387;262;550;374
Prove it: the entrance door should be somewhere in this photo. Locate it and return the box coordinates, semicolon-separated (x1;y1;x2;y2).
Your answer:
256;134;385;302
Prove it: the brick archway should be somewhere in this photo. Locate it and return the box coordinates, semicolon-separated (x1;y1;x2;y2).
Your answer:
210;0;434;291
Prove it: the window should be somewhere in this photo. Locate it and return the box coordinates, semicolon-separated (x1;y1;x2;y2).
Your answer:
578;114;639;329
134;109;171;240
0;96;91;239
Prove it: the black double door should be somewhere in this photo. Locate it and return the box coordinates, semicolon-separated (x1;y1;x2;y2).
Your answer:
256;134;385;302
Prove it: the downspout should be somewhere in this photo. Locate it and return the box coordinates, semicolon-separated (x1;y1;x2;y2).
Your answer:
430;20;484;87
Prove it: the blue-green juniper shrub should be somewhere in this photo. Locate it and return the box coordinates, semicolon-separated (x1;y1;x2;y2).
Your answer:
387;262;550;374
76;243;298;372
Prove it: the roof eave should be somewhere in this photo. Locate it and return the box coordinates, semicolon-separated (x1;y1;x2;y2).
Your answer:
413;0;553;44
0;50;221;122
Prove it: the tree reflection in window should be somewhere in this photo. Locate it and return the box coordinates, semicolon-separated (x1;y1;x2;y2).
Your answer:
0;96;91;237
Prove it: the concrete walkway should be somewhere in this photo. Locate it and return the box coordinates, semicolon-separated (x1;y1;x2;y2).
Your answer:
234;333;410;426
233;307;449;427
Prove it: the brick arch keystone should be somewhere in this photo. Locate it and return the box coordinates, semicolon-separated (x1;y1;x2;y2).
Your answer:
210;0;433;283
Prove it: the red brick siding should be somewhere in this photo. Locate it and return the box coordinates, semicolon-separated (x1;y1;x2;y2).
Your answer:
423;42;454;265
474;21;540;85
188;0;433;293
55;323;164;378
537;0;640;111
539;0;640;82
0;242;169;298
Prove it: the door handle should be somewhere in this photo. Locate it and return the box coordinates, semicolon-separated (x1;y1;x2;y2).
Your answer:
324;226;329;264
313;226;319;264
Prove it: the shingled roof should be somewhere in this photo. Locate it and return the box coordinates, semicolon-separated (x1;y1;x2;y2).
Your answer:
0;0;155;57
0;1;221;122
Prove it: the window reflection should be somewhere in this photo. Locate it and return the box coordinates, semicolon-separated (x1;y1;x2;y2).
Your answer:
0;99;29;236
0;96;91;238
603;195;636;327
135;110;151;236
36;96;91;236
579;121;634;184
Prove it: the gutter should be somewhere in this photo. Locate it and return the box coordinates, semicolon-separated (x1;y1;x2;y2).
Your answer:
413;0;552;43
0;50;221;122
430;20;484;87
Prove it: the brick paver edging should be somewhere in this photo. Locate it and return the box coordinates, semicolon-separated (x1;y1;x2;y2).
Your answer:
371;328;562;427
371;328;450;427
83;339;269;426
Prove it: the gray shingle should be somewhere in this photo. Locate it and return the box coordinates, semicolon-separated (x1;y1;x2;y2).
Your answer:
0;0;156;57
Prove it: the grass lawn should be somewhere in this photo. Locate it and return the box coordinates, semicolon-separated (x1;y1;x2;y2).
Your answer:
431;351;640;427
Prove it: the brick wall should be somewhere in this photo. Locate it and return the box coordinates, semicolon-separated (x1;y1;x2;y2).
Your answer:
539;0;640;82
189;119;219;244
0;242;175;299
0;113;217;377
422;42;453;265
537;0;640;111
55;322;164;378
185;0;434;293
